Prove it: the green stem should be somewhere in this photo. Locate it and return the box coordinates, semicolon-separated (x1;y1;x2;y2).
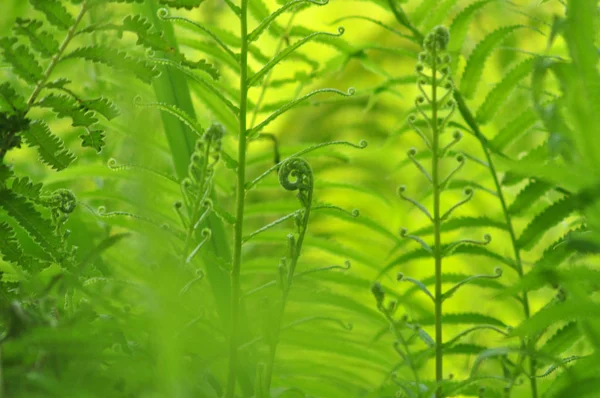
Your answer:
225;0;249;396
27;2;88;107
263;196;312;394
385;313;421;396
430;49;444;398
386;0;537;388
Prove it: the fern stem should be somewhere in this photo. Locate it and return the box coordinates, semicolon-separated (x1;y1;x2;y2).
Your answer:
225;0;249;396
389;3;538;389
27;2;88;107
453;91;538;398
430;48;444;398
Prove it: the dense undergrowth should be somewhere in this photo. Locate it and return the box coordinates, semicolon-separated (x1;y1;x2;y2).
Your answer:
0;0;599;397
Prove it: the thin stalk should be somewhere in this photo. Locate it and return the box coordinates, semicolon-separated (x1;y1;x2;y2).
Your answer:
263;208;312;393
225;0;249;396
27;2;88;107
430;49;443;397
385;313;421;395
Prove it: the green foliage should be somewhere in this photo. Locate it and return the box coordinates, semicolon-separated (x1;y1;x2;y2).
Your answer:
1;0;598;398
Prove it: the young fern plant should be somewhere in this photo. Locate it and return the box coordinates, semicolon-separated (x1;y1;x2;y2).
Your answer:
373;26;506;398
133;1;366;396
0;0;159;283
0;0;161;394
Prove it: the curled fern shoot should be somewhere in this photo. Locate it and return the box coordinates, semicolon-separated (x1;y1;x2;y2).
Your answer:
260;157;315;393
245;139;367;190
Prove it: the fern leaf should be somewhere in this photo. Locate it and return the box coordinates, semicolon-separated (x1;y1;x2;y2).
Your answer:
0;82;27;113
122;14;168;49
448;0;495;58
460;25;524;98
63;45;159;83
29;0;75;30
0;221;24;266
540;322;581;358
508;179;552;216
13;18;60;58
36;94;98;127
45;78;71;90
411;0;439;27
0;37;44;84
21;120;76;170
502;143;551;186
121;15;219;80
417;312;506;327
476;58;536;124
423;0;459;32
518;195;579;250
11;176;42;200
0;190;63;259
534;356;582;378
180;58;220;81
0;164;13;186
80;127;105;152
490;108;538;151
82;97;120;120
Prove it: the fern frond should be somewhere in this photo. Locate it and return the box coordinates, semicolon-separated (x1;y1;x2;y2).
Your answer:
508;179;552;216
0;222;25;267
120;14;172;53
21;120;76;170
11;176;42;200
35;94;98;127
0;37;44;84
447;0;495;59
63;45;159;83
29;0;75;30
80;127;105;152
518;194;579;250
540;322;580;358
82;97;120;120
460;25;525;98
476;58;535;124
13;18;60;58
490;108;538;151
0;82;27;113
0;189;63;260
